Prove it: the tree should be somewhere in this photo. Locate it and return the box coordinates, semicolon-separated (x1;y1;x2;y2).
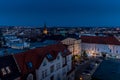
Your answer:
82;50;88;59
101;52;106;58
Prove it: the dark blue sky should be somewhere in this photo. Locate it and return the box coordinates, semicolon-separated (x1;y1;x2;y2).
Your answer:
0;0;120;27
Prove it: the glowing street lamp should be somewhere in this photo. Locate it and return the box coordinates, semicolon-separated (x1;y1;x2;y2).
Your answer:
80;77;83;80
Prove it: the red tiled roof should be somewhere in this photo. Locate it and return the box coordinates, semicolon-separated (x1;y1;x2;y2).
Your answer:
81;36;120;45
14;43;71;75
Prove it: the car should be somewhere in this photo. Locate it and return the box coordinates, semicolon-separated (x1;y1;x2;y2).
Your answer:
82;70;91;76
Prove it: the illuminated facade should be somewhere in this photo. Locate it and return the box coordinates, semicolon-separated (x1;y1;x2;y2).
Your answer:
61;38;81;56
81;36;120;58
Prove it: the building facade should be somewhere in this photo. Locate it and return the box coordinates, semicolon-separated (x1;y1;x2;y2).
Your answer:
14;43;74;80
61;38;81;56
81;36;120;58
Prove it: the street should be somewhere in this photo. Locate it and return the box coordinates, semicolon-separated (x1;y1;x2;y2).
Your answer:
75;58;101;80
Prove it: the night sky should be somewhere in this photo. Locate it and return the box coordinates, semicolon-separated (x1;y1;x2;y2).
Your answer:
0;0;120;27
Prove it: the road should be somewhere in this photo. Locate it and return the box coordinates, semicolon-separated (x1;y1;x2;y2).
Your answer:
75;60;91;80
75;58;101;80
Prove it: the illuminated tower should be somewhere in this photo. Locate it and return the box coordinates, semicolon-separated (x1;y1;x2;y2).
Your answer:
43;23;48;35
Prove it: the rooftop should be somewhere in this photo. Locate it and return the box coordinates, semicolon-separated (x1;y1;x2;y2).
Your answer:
14;43;71;75
81;36;120;45
92;59;120;80
0;40;58;56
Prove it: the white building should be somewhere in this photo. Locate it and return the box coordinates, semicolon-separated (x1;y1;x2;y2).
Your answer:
14;44;74;80
4;35;30;49
81;36;120;58
61;38;81;56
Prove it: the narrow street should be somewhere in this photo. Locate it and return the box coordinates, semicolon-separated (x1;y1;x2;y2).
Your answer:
75;58;101;80
75;60;91;80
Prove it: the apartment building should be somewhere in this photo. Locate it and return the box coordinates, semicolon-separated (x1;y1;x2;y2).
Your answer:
14;43;74;80
81;36;120;58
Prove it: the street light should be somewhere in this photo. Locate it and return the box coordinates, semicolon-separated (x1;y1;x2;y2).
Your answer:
80;77;83;80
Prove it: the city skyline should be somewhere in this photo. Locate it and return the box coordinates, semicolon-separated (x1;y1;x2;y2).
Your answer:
0;0;120;27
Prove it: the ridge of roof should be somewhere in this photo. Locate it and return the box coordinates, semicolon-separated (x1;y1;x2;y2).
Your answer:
81;36;120;45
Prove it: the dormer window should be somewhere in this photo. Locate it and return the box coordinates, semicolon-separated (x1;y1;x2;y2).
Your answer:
27;62;33;69
46;54;53;60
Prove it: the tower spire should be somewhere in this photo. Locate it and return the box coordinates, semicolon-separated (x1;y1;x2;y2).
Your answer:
43;23;48;35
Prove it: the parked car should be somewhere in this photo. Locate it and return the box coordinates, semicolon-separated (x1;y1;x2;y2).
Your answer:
82;70;91;75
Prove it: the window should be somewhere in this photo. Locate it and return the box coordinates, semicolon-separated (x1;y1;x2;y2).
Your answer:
42;69;47;79
116;50;118;53
1;68;7;76
42;71;45;79
43;60;47;66
56;63;61;70
67;56;69;61
27;62;33;69
62;58;65;65
47;54;53;60
62;69;66;76
6;67;11;74
50;65;54;73
45;69;47;77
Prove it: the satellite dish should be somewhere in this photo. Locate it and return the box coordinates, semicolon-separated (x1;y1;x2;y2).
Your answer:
27;73;33;80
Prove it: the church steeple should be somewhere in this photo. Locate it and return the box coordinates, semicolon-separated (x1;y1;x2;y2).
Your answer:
43;23;48;35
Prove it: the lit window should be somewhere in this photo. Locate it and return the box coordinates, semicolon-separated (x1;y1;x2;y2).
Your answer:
1;68;7;76
6;66;11;74
97;48;99;51
110;49;111;52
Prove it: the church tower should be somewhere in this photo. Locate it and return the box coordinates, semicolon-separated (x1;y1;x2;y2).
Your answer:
43;23;48;35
